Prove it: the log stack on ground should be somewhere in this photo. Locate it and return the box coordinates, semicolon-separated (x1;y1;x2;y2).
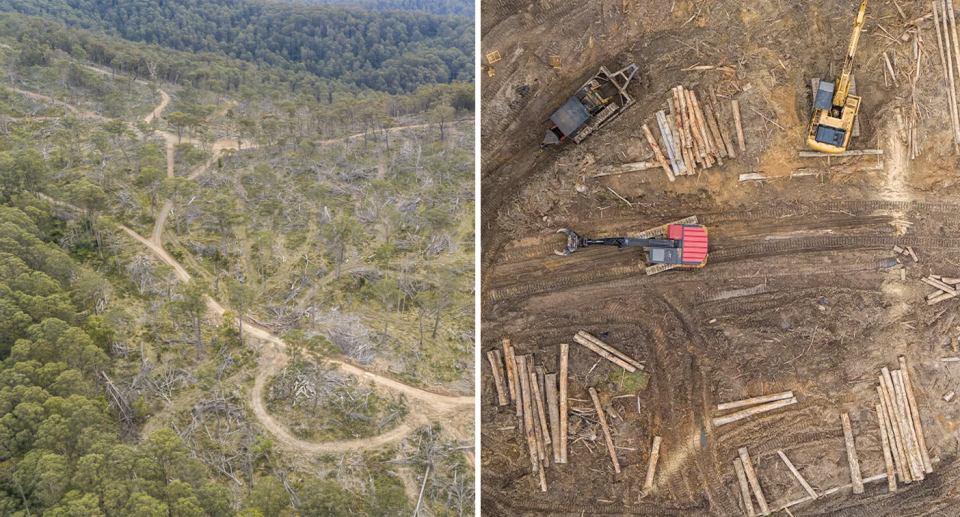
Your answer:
922;274;960;304
713;391;797;427
874;358;933;489
572;331;643;372
620;84;745;181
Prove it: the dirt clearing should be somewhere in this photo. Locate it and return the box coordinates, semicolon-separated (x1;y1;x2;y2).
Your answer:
481;0;960;515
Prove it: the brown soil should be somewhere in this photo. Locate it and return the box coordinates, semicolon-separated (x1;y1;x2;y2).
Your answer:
481;1;960;515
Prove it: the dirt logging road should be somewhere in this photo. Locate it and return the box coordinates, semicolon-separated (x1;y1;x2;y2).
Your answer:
32;70;476;457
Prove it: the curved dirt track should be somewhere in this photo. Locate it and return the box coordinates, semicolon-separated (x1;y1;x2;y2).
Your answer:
98;83;476;456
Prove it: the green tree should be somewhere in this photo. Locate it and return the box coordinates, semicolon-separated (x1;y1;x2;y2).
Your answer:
174;279;208;360
224;278;256;345
323;215;359;280
244;477;289;517
159;177;197;235
369;278;401;339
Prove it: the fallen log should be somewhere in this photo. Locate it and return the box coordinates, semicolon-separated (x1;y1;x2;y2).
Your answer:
577;331;644;370
642;123;676;182
878;382;911;483
545;373;561;463
732;99;746;151
527;360;548;466
899;356;933;473
718;391;793;411
559;343;569;464
841;413;864;494
734;457;756;517
777;450;818;499
656;110;681;176
487;350;509;406
644;436;662;490
738;447;769;515
712;397;797;427
572;334;637;372
593;161;658;177
589;387;621;473
892;369;924;480
516;355;545;491
876;403;898;491
502;339;519;409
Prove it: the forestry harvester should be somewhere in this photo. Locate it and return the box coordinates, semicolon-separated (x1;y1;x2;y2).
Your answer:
540;64;639;150
806;0;868;153
555;216;709;275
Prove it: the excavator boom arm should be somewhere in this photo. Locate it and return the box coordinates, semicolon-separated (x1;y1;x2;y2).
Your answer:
833;0;869;107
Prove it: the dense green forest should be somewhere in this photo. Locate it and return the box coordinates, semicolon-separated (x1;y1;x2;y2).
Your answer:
0;0;473;94
0;4;475;516
279;0;474;18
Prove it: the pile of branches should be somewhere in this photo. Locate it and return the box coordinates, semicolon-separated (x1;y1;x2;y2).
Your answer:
268;365;351;409
314;311;378;364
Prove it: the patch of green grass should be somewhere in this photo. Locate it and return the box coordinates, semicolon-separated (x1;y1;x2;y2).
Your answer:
609;369;649;393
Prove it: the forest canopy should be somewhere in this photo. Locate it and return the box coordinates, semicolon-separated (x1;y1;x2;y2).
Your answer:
278;0;474;18
0;0;473;94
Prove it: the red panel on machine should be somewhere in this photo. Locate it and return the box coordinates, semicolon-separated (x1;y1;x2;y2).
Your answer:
678;225;708;265
666;224;684;240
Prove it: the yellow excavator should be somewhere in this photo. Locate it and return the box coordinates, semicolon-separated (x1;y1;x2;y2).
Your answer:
806;0;868;153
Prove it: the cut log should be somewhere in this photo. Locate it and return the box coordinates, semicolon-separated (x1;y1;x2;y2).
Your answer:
678;86;694;153
899;356;933;473
691;91;716;159
644;436;662;490
927;291;958;305
878;382;911;483
685;89;708;161
642;123;676;182
577;331;644;370
487;350;509;406
531;364;551;447
883;369;917;481
892;369;924;480
712;397;797;427
545;373;562;463
948;0;960;144
798;149;883;158
572;334;637;372
718;391;794;411
738;447;769;515
923;276;957;294
734;457;756;517
656;110;681;176
666;95;688;174
841;413;864;494
589;387;621;473
516;355;545;490
503;339;521;406
593;161;658;177
777;450;818;499
703;100;728;159
942;0;960;149
559;343;569;464
876;403;898;491
527;360;548;466
732;99;746;151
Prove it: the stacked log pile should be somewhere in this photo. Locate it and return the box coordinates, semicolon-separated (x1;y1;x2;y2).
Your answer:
641;85;743;182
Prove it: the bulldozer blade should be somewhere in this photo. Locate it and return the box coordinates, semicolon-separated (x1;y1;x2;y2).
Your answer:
554;229;581;256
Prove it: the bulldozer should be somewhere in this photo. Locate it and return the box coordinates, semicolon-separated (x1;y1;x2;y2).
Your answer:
806;0;868;153
540;64;639;150
555;216;709;275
